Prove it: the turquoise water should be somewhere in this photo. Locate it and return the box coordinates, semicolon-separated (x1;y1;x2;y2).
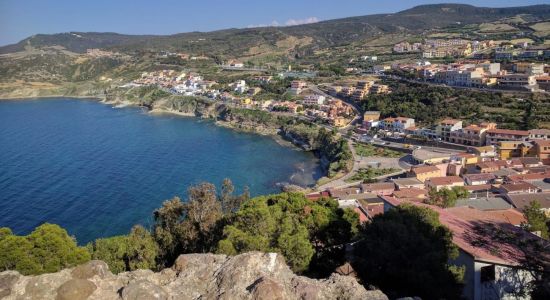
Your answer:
0;98;321;244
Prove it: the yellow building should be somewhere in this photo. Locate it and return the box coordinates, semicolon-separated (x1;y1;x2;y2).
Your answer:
497;141;536;160
410;165;445;183
363;111;381;122
241;98;252;105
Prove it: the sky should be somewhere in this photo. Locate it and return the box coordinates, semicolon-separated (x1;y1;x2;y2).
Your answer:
0;0;548;46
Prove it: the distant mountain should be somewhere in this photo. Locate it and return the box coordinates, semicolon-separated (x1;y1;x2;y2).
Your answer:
1;3;550;55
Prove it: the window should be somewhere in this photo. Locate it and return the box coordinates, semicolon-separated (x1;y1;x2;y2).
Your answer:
480;265;496;282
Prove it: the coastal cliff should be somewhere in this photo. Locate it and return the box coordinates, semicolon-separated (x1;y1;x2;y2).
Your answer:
0;252;387;300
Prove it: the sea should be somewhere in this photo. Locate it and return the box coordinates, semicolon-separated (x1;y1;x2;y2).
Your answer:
0;98;321;244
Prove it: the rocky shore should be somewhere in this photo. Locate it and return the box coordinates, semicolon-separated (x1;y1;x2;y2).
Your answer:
0;252;387;300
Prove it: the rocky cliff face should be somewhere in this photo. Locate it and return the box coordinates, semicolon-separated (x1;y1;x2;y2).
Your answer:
0;252;387;300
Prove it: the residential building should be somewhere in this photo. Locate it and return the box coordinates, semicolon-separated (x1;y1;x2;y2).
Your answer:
497;74;537;90
410;165;444;183
496;141;536;160
392;177;425;189
382;197;542;300
499;182;539;194
505;192;550;217
392;187;428;201
471;145;497;160
485;129;529;146
529;129;550;140
380;117;415;133
363;111;381;122
478;62;501;75
289;80;307;95
436;119;463;142
369;84;389;94
454;197;514;212
514;63;544;75
450;123;496;147
302;95;326;106
463;173;496;186
533;140;550;165
425;176;464;191
360;182;395;196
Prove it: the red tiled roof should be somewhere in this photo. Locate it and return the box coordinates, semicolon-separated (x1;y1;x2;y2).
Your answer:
463;173;496;182
427;176;464;186
411;165;440;175
381;196;546;266
486;129;529;136
463;184;492;192
500;182;539;193
393;188;428;199
440;119;461;125
507;172;550;182
446;206;526;227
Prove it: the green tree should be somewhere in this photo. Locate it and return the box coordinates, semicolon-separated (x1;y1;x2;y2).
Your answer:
425;186;468;208
522;100;539;130
217;193;358;274
0;224;90;275
87;225;159;274
125;225;159;271
87;235;128;274
153;180;248;267
353;204;464;299
522;201;549;240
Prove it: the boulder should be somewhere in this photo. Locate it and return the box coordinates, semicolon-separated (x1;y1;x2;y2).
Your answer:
56;279;96;300
0;252;388;300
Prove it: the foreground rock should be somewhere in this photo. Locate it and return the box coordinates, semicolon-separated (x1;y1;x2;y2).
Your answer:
0;252;387;300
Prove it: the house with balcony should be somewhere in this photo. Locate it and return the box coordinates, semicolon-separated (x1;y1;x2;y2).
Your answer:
380;117;415;133
497;74;537;90
496;141;536;160
485;129;529;146
302;95;326;106
436;119;463;142
450;123;496;147
529;129;550;140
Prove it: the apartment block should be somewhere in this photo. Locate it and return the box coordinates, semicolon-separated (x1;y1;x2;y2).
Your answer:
485;129;529;146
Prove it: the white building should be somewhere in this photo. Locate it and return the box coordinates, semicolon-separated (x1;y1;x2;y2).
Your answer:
302;95;326;106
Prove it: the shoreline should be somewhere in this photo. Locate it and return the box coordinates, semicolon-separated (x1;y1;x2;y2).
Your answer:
0;94;106;101
1;94;324;189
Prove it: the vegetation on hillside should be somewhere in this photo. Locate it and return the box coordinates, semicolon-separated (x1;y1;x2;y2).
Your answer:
362;81;550;129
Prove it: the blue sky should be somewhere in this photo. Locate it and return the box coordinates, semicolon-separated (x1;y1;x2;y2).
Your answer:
0;0;547;46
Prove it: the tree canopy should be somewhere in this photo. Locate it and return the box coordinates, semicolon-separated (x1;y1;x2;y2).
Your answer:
153;179;249;267
0;223;90;275
216;192;358;274
87;225;159;274
522;201;549;240
353;204;464;299
425;186;469;208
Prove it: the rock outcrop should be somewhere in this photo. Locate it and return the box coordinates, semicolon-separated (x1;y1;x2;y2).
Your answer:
0;252;387;300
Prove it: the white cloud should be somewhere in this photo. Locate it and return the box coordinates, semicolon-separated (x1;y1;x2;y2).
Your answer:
247;17;319;28
284;17;319;26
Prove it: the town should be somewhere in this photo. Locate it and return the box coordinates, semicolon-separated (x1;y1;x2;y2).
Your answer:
2;3;550;300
